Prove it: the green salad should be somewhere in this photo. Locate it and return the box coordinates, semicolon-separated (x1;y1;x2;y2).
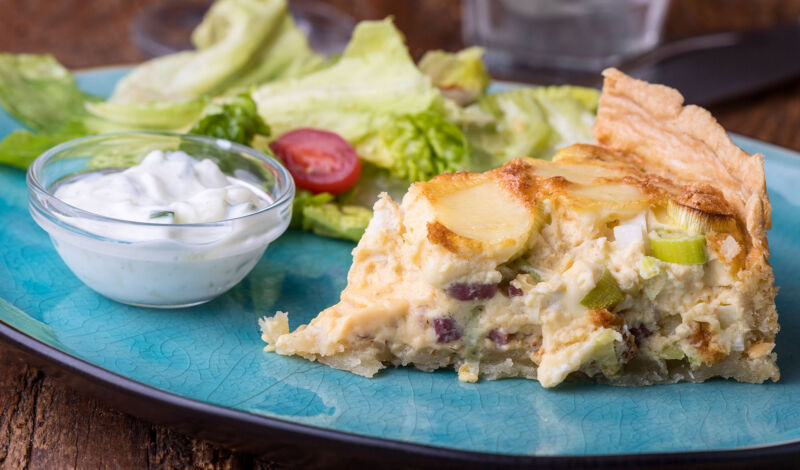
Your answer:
0;0;598;242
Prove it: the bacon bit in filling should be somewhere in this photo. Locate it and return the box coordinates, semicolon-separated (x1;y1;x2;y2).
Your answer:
507;284;524;297
433;317;462;343
446;282;498;301
487;328;510;345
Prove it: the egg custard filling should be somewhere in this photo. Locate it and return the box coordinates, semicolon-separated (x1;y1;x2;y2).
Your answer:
259;69;779;387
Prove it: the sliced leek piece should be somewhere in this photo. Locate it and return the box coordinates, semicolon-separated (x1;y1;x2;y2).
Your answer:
581;268;624;310
649;230;706;265
591;328;623;377
658;343;685;360
514;258;543;282
526;270;543;283
465;306;484;360
643;275;666;301
638;256;662;280
667;200;731;234
499;257;543;283
497;264;516;283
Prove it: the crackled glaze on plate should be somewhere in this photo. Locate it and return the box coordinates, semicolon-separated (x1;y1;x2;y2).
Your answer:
0;69;799;457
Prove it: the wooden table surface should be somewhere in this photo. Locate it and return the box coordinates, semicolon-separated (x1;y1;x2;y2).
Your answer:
2;0;800;468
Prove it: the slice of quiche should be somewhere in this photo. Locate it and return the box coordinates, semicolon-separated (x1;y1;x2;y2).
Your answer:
260;69;779;387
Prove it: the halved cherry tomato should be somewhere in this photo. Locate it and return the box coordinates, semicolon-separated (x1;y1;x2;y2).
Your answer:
269;128;361;195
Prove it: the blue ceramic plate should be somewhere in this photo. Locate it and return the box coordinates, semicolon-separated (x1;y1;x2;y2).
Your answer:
1;67;799;468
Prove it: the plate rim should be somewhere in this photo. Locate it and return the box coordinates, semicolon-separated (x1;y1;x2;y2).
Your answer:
3;317;800;468
1;66;799;467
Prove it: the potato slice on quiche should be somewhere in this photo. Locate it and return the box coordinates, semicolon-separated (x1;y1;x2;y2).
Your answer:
260;69;779;387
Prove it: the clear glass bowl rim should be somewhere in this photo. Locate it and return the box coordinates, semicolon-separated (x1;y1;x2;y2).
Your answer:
27;131;296;231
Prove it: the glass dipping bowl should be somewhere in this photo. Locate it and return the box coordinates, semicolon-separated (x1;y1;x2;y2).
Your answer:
27;132;295;308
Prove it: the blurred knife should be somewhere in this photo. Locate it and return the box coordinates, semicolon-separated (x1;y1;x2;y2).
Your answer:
619;21;800;107
492;21;800;107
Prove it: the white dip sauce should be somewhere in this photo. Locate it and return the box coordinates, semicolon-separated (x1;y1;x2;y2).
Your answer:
44;150;291;308
55;150;269;225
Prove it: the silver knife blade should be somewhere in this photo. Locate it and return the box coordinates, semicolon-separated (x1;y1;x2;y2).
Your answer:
620;21;800;107
486;21;800;107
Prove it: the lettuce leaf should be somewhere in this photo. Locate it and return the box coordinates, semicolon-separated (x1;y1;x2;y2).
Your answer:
338;162;410;208
529;86;599;148
0;52;212;138
207;7;326;93
290;190;334;229
461;88;554;168
290;190;371;242
0;129;82;169
251;19;467;182
189;94;270;144
87;0;322;133
458;85;599;170
0;0;314;168
0;94;269;170
0;54;97;168
0;53;98;133
84;98;209;133
302;203;372;243
418;47;490;105
251;19;442;143
356;111;468;182
111;0;323;103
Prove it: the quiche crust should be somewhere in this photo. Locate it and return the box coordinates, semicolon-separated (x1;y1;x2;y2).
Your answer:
259;69;779;387
595;68;770;259
594;68;778;384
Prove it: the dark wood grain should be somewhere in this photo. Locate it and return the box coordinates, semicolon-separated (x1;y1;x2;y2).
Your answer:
0;358;288;470
2;0;800;468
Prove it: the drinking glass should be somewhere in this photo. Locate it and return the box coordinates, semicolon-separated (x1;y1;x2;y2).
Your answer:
463;0;671;77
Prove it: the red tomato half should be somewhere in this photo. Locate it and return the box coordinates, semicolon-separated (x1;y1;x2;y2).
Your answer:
269;128;362;195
